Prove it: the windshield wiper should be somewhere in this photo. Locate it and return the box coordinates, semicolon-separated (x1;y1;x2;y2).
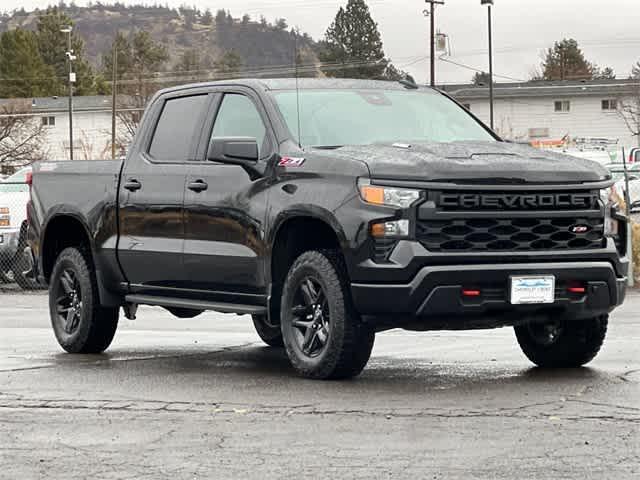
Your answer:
311;145;343;150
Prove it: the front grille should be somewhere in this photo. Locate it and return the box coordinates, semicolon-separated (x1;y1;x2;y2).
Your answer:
417;216;605;252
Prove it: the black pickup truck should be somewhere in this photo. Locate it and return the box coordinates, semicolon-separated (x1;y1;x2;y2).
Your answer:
28;78;628;379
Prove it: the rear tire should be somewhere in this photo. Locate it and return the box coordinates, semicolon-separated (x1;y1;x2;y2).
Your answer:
252;314;284;347
49;247;119;353
514;315;608;368
281;250;375;380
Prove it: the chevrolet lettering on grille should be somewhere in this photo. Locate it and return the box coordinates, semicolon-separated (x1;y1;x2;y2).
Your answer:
438;193;599;210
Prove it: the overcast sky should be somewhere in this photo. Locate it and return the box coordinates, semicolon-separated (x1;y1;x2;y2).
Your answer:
4;0;640;83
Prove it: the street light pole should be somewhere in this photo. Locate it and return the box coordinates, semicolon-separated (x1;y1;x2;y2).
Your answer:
481;0;494;130
61;27;75;160
425;1;445;87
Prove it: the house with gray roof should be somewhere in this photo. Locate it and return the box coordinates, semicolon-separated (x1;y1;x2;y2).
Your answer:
441;78;640;148
0;95;130;161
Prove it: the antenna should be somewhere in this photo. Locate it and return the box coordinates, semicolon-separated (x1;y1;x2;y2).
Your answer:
294;28;302;148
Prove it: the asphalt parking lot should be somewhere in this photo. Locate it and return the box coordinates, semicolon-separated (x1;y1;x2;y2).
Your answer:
0;291;638;479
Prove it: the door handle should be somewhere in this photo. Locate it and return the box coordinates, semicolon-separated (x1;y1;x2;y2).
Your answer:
124;179;142;192
188;180;208;192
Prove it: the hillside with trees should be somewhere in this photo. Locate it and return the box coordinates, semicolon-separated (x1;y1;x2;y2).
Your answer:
0;3;321;79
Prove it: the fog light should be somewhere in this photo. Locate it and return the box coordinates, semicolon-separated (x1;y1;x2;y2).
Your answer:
371;219;410;238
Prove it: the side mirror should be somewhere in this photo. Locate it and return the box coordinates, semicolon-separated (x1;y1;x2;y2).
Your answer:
208;137;265;179
208;137;259;164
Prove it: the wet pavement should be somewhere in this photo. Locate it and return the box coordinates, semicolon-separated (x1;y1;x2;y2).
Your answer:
1;291;638;479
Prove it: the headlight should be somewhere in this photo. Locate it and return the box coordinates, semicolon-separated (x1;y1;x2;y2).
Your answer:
0;207;9;227
371;219;410;238
359;183;421;208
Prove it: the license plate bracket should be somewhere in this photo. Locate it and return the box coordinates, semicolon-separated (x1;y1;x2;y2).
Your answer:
510;275;555;305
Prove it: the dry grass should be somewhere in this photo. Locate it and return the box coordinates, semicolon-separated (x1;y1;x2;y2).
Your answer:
632;221;640;283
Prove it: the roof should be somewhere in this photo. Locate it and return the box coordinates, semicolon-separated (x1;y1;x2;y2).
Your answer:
440;78;640;100
158;77;434;96
0;95;122;113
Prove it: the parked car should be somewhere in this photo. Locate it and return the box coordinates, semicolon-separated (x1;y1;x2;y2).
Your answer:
601;163;640;183
614;177;640;214
0;166;38;289
29;79;628;379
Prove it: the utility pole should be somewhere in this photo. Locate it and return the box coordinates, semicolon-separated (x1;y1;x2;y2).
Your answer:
481;0;494;130
111;40;118;160
61;27;76;160
425;0;445;87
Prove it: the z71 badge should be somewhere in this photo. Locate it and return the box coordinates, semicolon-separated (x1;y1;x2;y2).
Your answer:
278;156;306;167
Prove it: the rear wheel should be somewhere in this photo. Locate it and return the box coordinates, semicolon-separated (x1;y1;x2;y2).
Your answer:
49;247;119;353
514;315;608;368
281;250;375;380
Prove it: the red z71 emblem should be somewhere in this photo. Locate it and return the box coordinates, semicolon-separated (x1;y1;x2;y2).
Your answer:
571;225;589;233
278;156;305;167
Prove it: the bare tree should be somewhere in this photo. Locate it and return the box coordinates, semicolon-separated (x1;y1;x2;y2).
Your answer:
0;101;48;175
76;130;111;161
619;86;640;147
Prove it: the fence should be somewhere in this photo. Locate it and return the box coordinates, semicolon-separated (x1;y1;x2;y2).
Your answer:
0;180;40;290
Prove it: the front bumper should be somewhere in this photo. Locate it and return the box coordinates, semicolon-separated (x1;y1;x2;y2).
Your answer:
351;260;627;331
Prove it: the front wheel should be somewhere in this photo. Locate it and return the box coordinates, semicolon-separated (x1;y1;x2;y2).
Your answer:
49;247;119;353
514;315;608;368
281;250;375;380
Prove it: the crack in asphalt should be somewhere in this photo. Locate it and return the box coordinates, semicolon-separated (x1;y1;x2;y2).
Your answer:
1;395;638;423
0;342;259;373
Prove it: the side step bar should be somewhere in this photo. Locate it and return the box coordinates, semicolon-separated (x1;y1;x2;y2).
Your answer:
124;294;267;316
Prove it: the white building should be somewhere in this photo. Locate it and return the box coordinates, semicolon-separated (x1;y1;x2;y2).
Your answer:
443;79;640;149
0;95;124;161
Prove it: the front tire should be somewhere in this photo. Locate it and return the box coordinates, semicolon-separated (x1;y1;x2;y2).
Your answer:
514;315;608;368
49;247;119;353
281;250;375;380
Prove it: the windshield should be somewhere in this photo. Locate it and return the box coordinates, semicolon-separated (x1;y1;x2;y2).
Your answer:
0;168;30;193
273;88;495;147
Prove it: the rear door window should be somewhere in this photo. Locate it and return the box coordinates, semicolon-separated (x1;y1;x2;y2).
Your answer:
148;95;208;162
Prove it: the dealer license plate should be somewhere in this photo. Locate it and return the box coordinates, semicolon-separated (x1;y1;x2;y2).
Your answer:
510;276;555;304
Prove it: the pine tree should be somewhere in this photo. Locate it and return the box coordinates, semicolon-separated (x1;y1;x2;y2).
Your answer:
101;31;169;146
215;50;243;76
631;61;640;79
201;8;213;25
0;29;59;98
319;0;387;79
174;48;200;74
36;7;97;96
541;38;612;81
472;71;492;85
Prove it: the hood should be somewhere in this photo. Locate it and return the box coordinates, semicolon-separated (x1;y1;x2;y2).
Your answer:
314;141;610;184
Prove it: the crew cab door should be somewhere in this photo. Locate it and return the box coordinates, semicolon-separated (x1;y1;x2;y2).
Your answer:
118;92;210;290
182;90;273;298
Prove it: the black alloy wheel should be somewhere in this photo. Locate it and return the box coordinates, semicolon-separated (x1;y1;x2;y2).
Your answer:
281;250;375;380
290;277;331;358
53;268;83;335
49;247;119;354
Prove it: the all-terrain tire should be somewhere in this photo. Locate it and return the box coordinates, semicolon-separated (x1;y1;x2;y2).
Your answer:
514;315;608;368
281;249;375;380
49;247;119;353
252;314;284;347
